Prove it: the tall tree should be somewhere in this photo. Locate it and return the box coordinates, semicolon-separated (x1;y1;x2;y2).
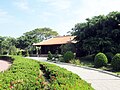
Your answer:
71;11;120;57
0;36;17;55
16;27;58;50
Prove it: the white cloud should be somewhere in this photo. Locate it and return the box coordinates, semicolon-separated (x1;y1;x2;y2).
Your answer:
40;0;71;10
0;9;14;23
0;9;8;17
71;0;120;23
52;0;120;35
13;0;30;11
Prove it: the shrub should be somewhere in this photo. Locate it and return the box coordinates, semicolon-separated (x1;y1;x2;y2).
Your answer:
70;59;80;65
25;50;29;57
0;56;45;89
47;51;53;60
63;51;75;63
39;62;93;90
0;56;93;90
58;55;64;62
9;46;17;55
94;52;108;68
105;52;114;63
18;51;22;56
111;53;120;71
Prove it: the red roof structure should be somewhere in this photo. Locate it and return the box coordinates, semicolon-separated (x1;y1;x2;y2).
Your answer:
33;36;76;46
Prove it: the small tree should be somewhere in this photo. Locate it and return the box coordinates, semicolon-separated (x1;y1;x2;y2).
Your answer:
111;53;120;71
94;52;108;68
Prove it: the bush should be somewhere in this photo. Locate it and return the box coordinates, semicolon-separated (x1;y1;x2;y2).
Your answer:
63;51;75;63
47;51;53;60
0;56;93;90
105;52;114;63
39;62;93;90
111;53;120;71
57;55;64;62
9;46;17;55
18;51;22;56
94;52;108;68
0;56;45;89
25;50;29;57
70;59;80;65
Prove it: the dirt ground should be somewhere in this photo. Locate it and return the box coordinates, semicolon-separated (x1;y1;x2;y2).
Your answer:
0;60;11;72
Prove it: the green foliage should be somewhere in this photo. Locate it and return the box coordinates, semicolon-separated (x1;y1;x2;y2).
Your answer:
0;56;93;90
105;52;114;63
69;59;80;65
39;62;93;90
16;28;58;50
63;51;75;63
94;52;108;68
58;55;64;62
9;46;17;55
25;50;29;57
111;53;120;71
0;36;17;55
47;51;53;60
72;11;120;56
60;43;76;54
18;50;22;56
0;56;46;89
80;54;95;62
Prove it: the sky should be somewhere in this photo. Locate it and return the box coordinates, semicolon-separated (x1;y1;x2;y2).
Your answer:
0;0;120;38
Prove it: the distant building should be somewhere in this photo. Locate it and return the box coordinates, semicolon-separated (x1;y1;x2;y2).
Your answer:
33;36;76;55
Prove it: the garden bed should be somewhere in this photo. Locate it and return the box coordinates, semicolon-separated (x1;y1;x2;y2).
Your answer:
0;56;93;90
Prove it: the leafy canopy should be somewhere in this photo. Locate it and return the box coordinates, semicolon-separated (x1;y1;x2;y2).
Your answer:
71;11;120;57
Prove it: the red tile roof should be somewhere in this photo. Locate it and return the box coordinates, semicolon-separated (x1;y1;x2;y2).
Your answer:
33;36;76;46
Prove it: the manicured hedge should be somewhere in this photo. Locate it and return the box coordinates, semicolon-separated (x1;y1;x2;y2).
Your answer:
0;56;93;90
111;53;120;71
94;52;108;68
39;62;93;90
0;56;45;89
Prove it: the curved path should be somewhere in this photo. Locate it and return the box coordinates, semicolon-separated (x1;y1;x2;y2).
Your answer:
0;60;11;72
28;57;120;90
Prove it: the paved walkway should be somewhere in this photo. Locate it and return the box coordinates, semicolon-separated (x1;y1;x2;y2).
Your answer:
0;60;11;72
28;57;120;90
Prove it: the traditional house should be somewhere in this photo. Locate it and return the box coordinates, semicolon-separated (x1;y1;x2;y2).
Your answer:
33;36;76;55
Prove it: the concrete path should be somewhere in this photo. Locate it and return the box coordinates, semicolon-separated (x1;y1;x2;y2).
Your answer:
28;57;120;90
0;60;11;72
